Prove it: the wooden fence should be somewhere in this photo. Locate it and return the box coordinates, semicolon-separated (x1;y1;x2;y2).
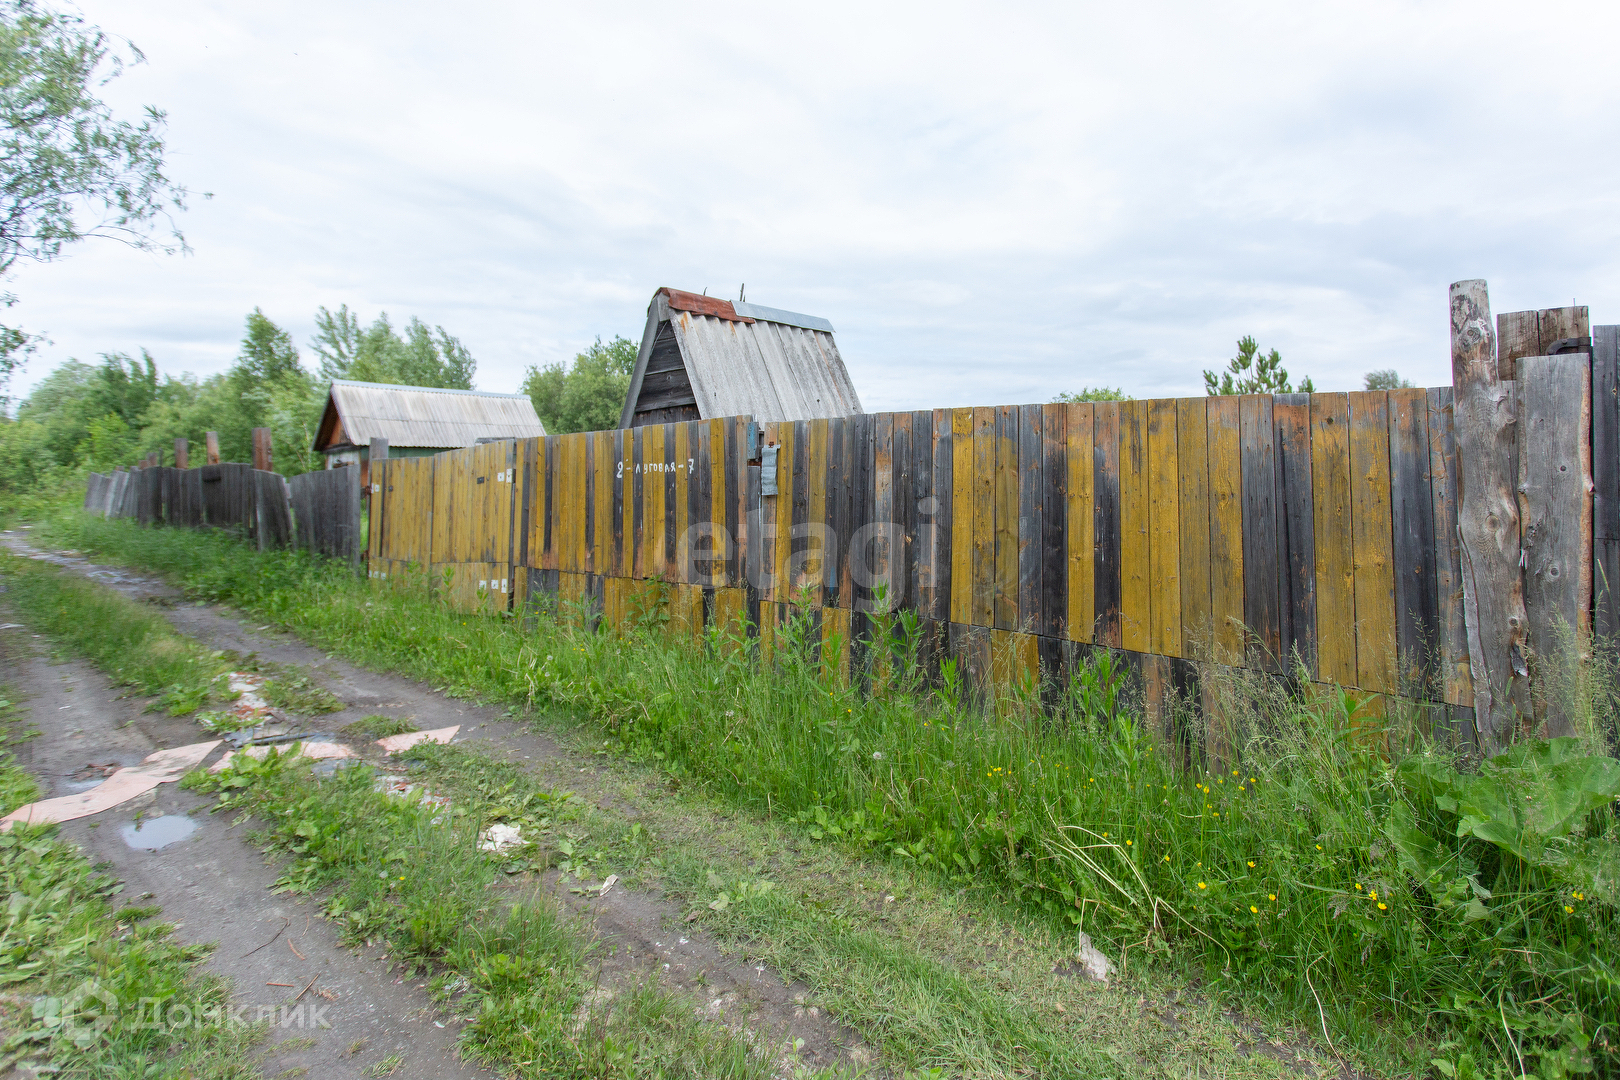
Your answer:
86;463;358;563
369;314;1616;751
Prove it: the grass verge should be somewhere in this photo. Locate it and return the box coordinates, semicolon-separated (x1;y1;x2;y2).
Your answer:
184;750;817;1079
0;680;265;1077
27;511;1620;1077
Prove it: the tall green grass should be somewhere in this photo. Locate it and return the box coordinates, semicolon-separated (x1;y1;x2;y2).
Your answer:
32;511;1620;1077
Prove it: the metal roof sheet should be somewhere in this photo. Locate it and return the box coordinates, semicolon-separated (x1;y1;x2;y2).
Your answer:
621;289;862;426
316;380;546;451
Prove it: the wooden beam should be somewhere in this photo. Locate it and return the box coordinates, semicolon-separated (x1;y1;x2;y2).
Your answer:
1451;280;1529;751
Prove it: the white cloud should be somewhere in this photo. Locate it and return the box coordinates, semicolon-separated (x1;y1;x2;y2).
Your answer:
8;0;1620;410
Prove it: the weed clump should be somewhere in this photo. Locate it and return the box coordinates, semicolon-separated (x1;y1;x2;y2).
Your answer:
340;715;419;740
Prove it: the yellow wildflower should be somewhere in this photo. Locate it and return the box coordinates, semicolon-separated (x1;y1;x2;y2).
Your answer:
1268;894;1276;901
1378;902;1387;910
1566;905;1575;914
1250;905;1259;914
1247;861;1255;868
1197;882;1207;889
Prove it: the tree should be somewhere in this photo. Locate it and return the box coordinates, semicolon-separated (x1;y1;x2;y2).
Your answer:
1204;336;1314;396
313;306;476;390
0;0;192;393
1364;369;1413;390
523;336;637;434
1052;387;1130;403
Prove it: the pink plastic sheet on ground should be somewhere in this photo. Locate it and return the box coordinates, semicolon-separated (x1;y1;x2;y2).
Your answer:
209;740;359;773
375;725;459;753
1;740;221;830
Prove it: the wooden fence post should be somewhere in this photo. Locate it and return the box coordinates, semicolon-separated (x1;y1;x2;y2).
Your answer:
174;438;188;470
205;432;220;465
252;428;272;472
1451;279;1530;752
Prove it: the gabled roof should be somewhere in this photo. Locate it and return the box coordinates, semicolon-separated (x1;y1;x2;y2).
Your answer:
619;288;863;428
313;380;546;452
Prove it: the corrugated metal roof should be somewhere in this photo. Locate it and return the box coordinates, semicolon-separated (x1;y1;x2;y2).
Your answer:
314;380;546;451
621;288;862;426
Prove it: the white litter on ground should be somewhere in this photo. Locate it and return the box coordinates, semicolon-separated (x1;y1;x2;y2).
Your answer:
478;823;526;854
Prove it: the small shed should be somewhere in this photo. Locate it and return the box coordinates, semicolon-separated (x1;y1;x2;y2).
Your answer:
312;380;546;483
619;288;863;428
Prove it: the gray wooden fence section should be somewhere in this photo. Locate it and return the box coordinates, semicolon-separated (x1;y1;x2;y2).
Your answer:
84;464;361;566
288;467;362;566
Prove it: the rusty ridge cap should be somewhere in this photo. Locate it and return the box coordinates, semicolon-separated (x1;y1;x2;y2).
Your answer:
658;288;755;323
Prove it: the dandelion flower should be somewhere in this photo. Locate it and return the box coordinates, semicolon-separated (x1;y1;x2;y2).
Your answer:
1250;905;1259;914
1232;770;1239;776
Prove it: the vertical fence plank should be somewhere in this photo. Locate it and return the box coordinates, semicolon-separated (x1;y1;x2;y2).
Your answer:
1066;402;1095;643
664;423;679;580
1041;403;1067;639
1428;387;1472;706
994;405;1020;631
725;416;744;590
950;408;973;625
1349;390;1397;694
1274;394;1317;676
972;406;996;628
1593;326;1620;642
1176;398;1211;659
1092;401;1122;647
1240;394;1281;669
1389;388;1439;697
1120;400;1151;652
1147;398;1181;658
1518;353;1591;736
874;412;895;612
828;416;852;608
1311;393;1357;688
806;418;827;603
1017;404;1043;634
914;411;938;619
1206;396;1245;664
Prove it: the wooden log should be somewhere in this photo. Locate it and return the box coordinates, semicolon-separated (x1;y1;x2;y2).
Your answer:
205;431;220;465
1517;352;1591;736
1451;279;1529;750
252;428;272;472
174;439;188;470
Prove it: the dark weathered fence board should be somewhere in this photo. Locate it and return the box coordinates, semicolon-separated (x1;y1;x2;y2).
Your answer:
1389;388;1439;697
1594;326;1620;642
1518;352;1591;736
1274;393;1316;676
1240;394;1281;669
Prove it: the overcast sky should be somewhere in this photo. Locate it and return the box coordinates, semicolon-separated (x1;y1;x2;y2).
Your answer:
8;0;1620;411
